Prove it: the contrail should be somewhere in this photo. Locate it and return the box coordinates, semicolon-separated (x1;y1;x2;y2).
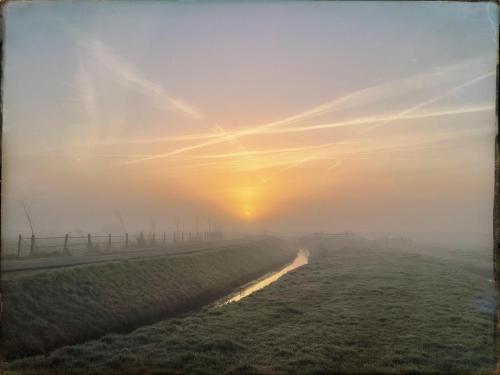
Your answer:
132;126;492;177
114;59;494;167
343;126;494;158
86;103;493;149
145;57;488;145
360;70;496;134
161;143;346;172
260;152;323;185
180;142;347;160
182;143;345;169
112;102;492;167
260;127;493;177
214;124;258;168
328;161;342;173
260;104;493;136
215;123;264;175
249;56;491;133
89;38;203;120
251;127;493;177
259;141;352;184
316;160;343;183
116;127;257;166
26;101;494;173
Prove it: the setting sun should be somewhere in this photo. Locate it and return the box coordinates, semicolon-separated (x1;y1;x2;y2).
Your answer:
242;203;255;219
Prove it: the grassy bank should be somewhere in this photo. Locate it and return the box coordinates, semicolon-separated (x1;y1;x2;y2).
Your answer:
7;238;496;374
1;237;295;360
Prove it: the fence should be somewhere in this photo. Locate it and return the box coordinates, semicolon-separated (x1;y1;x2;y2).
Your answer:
12;230;223;258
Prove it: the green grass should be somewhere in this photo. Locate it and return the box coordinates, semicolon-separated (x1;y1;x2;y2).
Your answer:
1;237;295;360
6;239;496;374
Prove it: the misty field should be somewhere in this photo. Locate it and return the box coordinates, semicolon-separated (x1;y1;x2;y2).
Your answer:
1;237;294;360
7;239;496;374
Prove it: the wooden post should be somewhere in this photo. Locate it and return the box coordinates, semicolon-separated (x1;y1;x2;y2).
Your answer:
173;231;176;242
108;233;112;250
63;234;69;254
138;231;145;247
181;232;184;241
17;235;22;257
494;131;500;367
30;234;35;255
152;232;156;246
495;133;500;282
125;233;129;248
163;232;166;245
87;233;92;251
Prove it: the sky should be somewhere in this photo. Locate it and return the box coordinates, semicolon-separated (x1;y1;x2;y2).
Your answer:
2;1;498;239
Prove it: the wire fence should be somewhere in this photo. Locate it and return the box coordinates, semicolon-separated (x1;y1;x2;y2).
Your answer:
6;230;223;258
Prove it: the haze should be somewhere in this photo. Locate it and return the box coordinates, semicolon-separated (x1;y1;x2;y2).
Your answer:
2;1;498;240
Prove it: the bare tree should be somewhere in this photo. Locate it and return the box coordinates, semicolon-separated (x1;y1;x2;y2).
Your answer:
115;210;127;233
22;201;35;236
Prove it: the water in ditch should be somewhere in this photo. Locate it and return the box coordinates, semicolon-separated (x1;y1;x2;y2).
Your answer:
218;249;310;306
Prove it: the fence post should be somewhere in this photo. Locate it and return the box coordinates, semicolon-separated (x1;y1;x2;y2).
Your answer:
17;235;23;258
87;233;92;251
152;232;156;246
173;231;176;242
138;231;145;247
125;233;129;249
63;234;69;254
108;233;112;250
30;234;35;255
17;235;22;257
163;232;166;245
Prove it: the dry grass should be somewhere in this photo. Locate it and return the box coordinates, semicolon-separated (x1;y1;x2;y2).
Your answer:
1;237;295;360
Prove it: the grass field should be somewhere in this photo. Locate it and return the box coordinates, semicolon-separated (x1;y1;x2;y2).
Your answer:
7;238;496;374
1;237;295;360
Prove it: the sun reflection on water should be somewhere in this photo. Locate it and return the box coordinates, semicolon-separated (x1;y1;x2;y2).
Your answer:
220;249;310;306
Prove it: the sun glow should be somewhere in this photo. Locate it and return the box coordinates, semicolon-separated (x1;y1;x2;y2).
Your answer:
229;186;259;220
242;202;255;219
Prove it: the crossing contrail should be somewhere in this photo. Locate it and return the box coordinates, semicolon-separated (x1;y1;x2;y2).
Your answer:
88;103;493;149
113;101;492;167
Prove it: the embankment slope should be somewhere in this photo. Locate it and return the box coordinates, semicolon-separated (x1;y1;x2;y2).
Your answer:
1;237;295;359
